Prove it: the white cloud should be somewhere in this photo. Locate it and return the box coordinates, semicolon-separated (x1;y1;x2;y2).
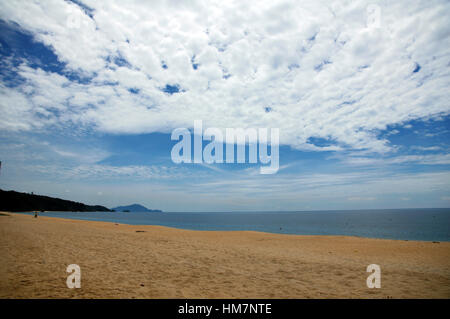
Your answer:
181;169;450;198
21;163;201;181
345;154;450;166
411;146;442;151
51;146;110;164
0;0;449;154
347;196;376;201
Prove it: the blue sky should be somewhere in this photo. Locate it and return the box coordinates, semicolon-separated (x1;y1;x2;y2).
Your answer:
0;0;449;211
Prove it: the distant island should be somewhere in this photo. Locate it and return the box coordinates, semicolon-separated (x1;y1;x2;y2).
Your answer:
111;204;162;213
0;189;110;212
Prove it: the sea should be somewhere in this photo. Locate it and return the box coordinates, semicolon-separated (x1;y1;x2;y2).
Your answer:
21;208;450;242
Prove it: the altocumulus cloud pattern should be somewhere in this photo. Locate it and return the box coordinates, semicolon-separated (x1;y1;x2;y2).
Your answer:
0;0;448;153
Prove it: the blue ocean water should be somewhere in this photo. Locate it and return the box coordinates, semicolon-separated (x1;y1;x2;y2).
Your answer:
22;208;450;242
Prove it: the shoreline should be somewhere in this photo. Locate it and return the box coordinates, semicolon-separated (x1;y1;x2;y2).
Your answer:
1;212;449;298
12;211;450;243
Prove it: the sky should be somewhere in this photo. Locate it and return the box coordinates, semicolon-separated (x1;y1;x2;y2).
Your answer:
0;0;449;212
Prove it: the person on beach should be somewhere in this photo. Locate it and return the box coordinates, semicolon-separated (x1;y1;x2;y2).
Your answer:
34;211;38;218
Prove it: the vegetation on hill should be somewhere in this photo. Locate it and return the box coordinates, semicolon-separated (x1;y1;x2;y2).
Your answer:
0;189;111;212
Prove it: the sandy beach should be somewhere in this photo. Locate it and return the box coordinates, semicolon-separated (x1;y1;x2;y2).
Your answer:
0;212;449;298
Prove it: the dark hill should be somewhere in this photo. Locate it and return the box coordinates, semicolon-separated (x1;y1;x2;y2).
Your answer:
112;204;162;212
0;189;111;212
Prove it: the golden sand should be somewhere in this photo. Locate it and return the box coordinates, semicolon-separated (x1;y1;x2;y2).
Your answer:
0;212;449;298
